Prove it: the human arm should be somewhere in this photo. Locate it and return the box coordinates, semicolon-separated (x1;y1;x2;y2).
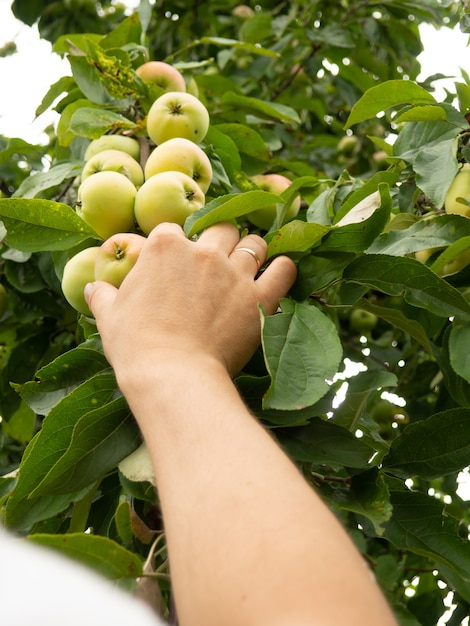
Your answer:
85;221;398;626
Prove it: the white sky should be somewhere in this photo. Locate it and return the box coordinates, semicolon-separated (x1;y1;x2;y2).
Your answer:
0;4;468;143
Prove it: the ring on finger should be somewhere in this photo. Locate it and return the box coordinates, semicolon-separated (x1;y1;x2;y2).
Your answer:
234;247;262;271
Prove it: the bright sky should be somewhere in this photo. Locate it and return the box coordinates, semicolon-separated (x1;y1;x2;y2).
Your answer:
0;3;468;143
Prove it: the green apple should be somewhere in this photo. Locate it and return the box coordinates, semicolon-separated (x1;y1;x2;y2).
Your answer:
84;135;140;162
146;91;210;145
61;246;100;317
245;173;301;230
136;60;186;92
444;164;470;217
144;137;213;193
437;247;470;277
134;170;205;234
415;248;439;263
338;134;359;157
94;232;147;288
82;149;144;187
76;171;137;239
349;308;378;332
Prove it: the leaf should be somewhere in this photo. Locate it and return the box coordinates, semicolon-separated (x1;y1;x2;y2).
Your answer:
393;105;468;207
266;220;330;259
27;533;143;581
221;91;300;124
70;107;137;139
214;122;270;161
279;416;374;468
345;80;436;128
343;254;470;323
384;489;470;585
184;190;281;237
17;337;109;416
4;372;121;531
318;183;392;253
199;36;279;58
0;198;97;252
448;323;470;382
261;299;343;410
383;408;470;479
13;162;83;199
366;214;470;256
30;395;140;496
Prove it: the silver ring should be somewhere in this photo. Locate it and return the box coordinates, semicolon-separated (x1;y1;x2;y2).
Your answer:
234;247;261;271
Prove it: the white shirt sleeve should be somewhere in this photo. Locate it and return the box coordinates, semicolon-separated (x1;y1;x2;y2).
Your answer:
0;526;168;626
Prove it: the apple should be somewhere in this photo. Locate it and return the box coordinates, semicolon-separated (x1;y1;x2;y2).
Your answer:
84;135;140;162
338;134;359;157
94;232;147;288
61;246;100;317
146;91;210;145
444;163;470;217
349;309;378;332
81;149;144;187
245;173;301;230
136;61;186;92
437;247;470;277
76;171;137;239
144;137;213;193
118;442;155;485
134;170;205;234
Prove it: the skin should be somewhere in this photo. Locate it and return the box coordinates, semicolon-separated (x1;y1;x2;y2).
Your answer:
85;222;398;626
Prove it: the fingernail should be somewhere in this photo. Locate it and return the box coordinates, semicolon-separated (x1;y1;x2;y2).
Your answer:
84;282;94;304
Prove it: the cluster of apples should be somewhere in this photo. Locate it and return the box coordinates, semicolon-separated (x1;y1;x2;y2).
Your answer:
61;60;302;317
61;61;214;316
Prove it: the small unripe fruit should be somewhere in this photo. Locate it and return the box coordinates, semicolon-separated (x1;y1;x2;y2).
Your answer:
444;164;470;217
349;309;378;332
61;246;100;316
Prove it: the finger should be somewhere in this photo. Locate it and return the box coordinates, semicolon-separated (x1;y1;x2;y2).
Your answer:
255;255;297;314
84;280;118;328
231;234;268;274
196;222;240;253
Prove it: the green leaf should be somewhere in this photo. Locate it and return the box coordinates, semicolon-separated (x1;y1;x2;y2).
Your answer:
383;408;470;479
393;104;447;123
345;80;436;128
199;36;279;58
448;323;470;382
384;489;470;585
17;337;109;416
261;299;343;410
30;395;140;496
184;191;281;237
214;123;270;161
279;416;374;468
4;372;120;531
393;105;468;207
266;220;330;259
343;254;470;323
0;198;97;252
221;91;300;124
27;533;143;581
70;107;137;139
13;161;83;199
367;214;470;256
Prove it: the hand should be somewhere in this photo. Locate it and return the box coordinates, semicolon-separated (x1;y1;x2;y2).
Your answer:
85;222;297;378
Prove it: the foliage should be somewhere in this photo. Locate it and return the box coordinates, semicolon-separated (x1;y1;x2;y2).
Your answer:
1;1;470;624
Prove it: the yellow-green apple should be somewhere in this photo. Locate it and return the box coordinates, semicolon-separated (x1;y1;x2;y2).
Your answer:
61;246;100;316
81;149;144;187
444;164;470;217
349;308;378;332
437;247;470;277
146;91;210;145
245;173;301;230
76;171;137;239
144;137;213;193
415;248;439;263
134;170;205;233
94;232;147;288
84;135;140;162
186;76;199;98
136;61;186;92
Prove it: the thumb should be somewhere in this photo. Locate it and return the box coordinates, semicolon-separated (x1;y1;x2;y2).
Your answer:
84;280;118;326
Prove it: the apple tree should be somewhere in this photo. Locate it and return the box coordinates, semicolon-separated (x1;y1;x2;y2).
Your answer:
1;1;470;624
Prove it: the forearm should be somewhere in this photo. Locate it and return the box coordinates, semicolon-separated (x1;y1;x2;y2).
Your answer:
117;355;397;626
